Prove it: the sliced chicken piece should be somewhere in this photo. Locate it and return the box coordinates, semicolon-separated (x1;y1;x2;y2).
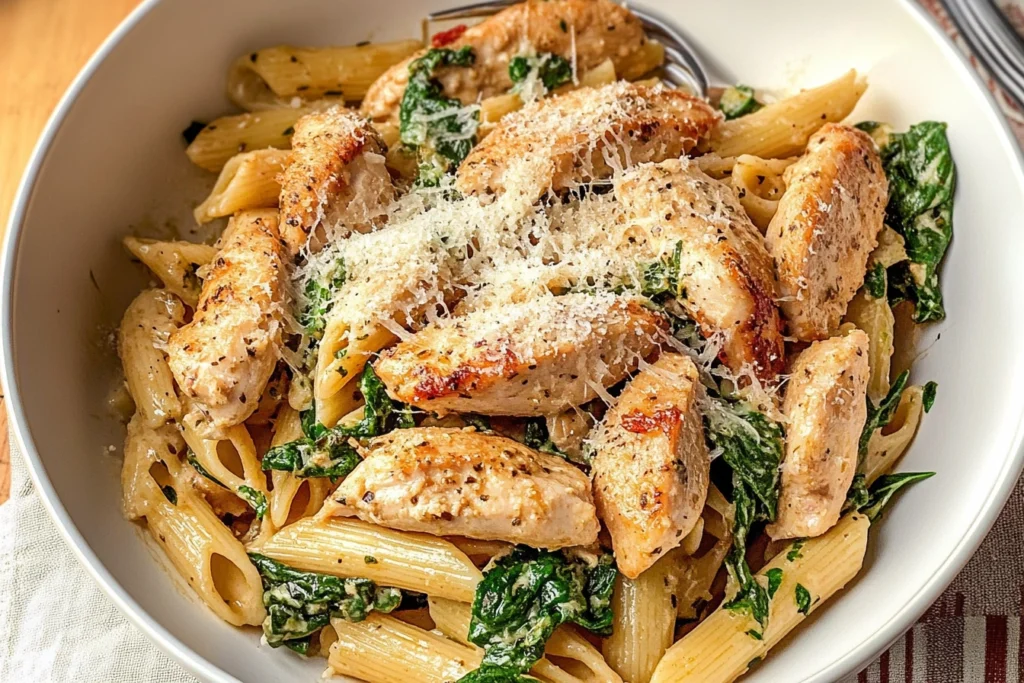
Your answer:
614;159;785;382
373;292;667;416
768;331;870;540
320;427;599;549
360;0;647;122
456;82;719;201
168;210;289;438
278;106;394;255
591;353;709;578
766;123;887;341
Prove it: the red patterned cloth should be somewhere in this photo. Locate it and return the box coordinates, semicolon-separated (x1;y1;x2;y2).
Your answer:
843;3;1024;681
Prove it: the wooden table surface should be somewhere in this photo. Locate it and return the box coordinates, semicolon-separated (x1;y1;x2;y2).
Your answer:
0;0;143;505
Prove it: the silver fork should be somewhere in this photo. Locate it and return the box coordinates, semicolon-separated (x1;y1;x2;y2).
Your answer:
425;0;710;96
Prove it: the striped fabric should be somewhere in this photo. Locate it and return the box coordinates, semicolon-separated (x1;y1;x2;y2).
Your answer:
843;474;1024;681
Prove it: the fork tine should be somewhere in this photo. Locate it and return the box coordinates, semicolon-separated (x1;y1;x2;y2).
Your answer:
425;1;709;95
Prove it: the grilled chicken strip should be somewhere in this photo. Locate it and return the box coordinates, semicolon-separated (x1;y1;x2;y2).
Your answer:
768;331;870;540
766;124;887;340
167;210;289;437
591;353;709;578
614;159;785;382
456;82;719;201
360;0;647;122
278;106;394;255
320;427;599;549
373;292;667;416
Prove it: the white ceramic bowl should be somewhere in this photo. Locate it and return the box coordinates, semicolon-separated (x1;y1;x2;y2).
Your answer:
4;0;1024;681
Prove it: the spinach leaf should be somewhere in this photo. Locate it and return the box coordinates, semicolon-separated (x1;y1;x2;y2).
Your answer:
843;473;870;513
459;665;537;683
923;381;938;413
509;53;573;92
336;363;416;439
461;547;616;677
284;637;312;656
795;584;812;616
399;47;478;186
248;553;401;648
874;122;956;322
265;365;414;478
237;486;267;519
858;472;935;522
300;260;346;340
640;241;683;302
705;397;785;631
864;262;887;299
859;370;909;458
520;417;591;467
786;540;804;562
187;449;226;488
161;485;177;505
766;568;783;599
261;431;361;479
718;85;763;120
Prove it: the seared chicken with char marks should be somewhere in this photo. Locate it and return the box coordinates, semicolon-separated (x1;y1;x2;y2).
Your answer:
591;353;709;579
278;106;394;255
614;159;785;382
167;210;289;438
320;427;599;549
766;123;888;340
373;292;667;416
768;330;870;540
361;0;647;122
456;82;719;201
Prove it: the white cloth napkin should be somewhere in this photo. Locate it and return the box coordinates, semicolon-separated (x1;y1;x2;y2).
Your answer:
0;443;198;683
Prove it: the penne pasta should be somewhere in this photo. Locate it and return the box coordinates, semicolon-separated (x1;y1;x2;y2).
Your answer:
651;513;870;683
710;70;867;158
180;417;269;509
730;155;795;232
118;289;185;428
844;290;896;403
865;386;925;484
186;105;326;172
328;613;480;682
617;40;666;81
123;237;218;307
228;40;422;111
260;517;482;601
604;552;679;683
121;413;186;520
264;405;333;530
314;322;397;427
193;148;289;224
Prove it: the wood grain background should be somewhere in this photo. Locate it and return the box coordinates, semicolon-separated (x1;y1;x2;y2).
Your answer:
0;0;143;505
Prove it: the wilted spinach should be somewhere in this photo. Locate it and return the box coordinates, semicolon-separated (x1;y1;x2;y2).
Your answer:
248;553;401;648
859;370;909;458
460;547;616;678
509;53;572;92
718;85;763;120
867;121;957;322
300;259;346;340
399;46;478;186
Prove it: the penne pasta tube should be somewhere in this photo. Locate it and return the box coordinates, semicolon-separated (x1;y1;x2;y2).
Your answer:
710;70;867;158
227;40;422;111
186;105;326;172
865;386;925;484
123;237;218;307
260;517;482;602
604;552;679;683
118;289;185;427
328;613;480;682
315;322;397;427
193;148;289;224
617;40;666;81
650;513;870;683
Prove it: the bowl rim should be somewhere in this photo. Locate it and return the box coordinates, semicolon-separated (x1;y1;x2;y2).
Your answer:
2;1;1024;682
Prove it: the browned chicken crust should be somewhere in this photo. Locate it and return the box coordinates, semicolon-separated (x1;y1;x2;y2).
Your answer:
360;0;647;122
766;123;888;340
615;159;785;382
167;210;289;437
278;106;393;255
768;331;870;540
321;427;599;549
591;353;709;578
456;82;719;200
373;293;667;416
